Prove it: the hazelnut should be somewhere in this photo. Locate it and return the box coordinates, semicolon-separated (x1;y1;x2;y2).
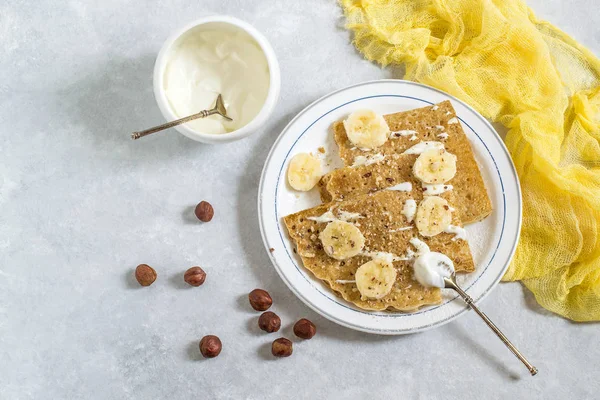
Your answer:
258;311;281;333
135;264;157;286
293;318;317;339
271;338;293;357
184;266;206;287
248;289;272;311
195;201;214;222
199;335;222;358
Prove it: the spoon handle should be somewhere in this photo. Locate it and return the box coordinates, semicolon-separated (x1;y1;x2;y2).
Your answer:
451;283;538;376
131;109;217;140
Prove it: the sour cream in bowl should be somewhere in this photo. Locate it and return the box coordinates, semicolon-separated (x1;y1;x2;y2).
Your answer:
153;16;280;143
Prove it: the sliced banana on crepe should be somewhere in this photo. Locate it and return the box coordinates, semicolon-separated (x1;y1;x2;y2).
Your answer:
319;220;365;260
415;196;452;237
287;153;322;191
413;148;457;184
343;110;390;149
355;259;397;299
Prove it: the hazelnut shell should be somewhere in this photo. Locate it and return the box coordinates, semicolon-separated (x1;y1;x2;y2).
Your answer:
258;311;281;333
184;266;206;287
271;337;293;357
199;335;222;358
195;201;214;222
248;289;272;311
135;264;157;287
293;318;317;339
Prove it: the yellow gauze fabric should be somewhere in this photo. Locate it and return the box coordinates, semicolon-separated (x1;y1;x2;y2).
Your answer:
339;0;600;321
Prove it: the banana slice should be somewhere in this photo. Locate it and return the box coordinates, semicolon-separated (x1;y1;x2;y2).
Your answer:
343;110;390;149
319;221;365;260
287;153;322;191
355;259;397;299
412;149;457;184
415;196;452;237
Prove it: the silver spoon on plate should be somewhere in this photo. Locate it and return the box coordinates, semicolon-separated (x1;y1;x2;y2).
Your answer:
413;250;538;376
443;272;538;375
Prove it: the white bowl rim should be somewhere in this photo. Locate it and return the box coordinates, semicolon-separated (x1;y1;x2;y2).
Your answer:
153;15;281;143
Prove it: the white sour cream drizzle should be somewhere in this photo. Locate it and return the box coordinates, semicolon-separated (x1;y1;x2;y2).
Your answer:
409;237;430;255
307;210;336;223
435;125;445;131
307;209;363;223
389;226;413;232
390;130;418;141
390;130;418;137
437;132;449;140
402;199;417;223
443;225;467;241
422;184;454;196
338;210;364;221
403;141;444;155
362;251;411;263
385;182;413;192
352;153;385;167
335;279;356;284
432;105;439;111
448;117;459;124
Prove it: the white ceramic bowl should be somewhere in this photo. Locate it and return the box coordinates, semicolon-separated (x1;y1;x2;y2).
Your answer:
153;16;281;144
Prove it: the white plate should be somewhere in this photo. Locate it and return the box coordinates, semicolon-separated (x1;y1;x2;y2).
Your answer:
258;80;521;335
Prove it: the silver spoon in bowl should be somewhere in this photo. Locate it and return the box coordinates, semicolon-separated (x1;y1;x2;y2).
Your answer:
131;94;231;140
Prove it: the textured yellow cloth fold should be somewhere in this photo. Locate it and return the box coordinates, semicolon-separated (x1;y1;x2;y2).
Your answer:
339;0;600;321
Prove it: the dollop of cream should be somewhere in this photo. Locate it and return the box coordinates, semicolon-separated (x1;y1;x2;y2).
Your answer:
163;27;270;135
403;141;444;155
402;199;417;223
448;117;459;124
413;252;455;288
